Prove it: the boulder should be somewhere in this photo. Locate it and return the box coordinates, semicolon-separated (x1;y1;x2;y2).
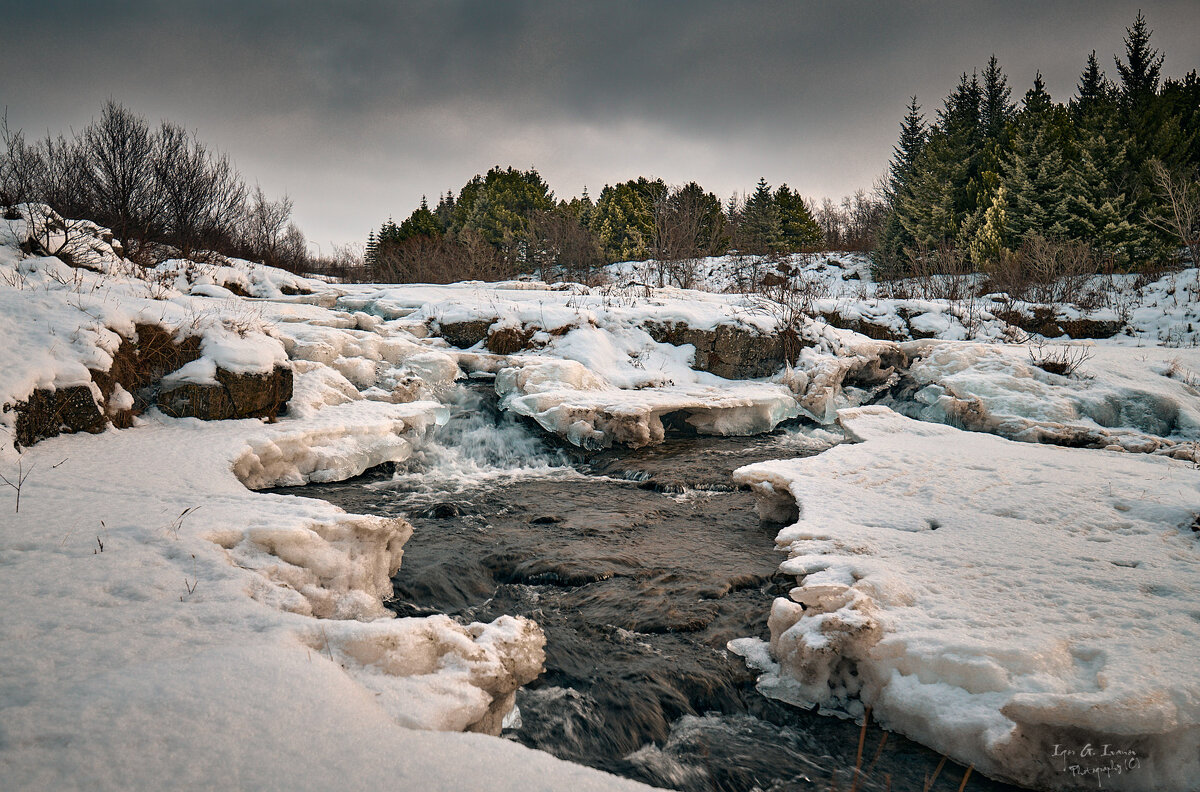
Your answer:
158;366;293;421
435;319;496;349
643;321;787;379
10;385;107;449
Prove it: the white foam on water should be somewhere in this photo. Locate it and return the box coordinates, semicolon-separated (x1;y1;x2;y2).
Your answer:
375;385;581;495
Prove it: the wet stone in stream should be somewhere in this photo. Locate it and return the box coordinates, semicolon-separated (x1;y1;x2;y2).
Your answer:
275;390;1025;792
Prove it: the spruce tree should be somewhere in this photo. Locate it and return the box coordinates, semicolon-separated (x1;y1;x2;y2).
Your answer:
888;97;927;195
1114;11;1163;107
774;184;822;250
981;55;1014;140
740;178;782;254
1004;74;1073;242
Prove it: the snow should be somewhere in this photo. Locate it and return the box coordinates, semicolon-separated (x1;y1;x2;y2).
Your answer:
6;203;1200;790
732;406;1200;791
496;357;800;449
0;212;647;791
887;339;1200;456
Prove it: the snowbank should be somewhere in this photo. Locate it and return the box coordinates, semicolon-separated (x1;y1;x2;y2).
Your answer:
889;340;1200;456
732;406;1200;791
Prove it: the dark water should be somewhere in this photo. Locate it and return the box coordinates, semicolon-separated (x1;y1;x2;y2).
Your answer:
277;386;1024;792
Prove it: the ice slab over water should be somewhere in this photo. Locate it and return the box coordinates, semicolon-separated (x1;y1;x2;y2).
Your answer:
496;358;800;449
733;406;1200;791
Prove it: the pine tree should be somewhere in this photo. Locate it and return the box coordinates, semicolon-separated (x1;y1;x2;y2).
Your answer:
590;178;663;262
969;184;1009;267
397;196;445;240
888;97;927;195
774;184;822;250
1114;11;1163;107
981;55;1014;140
1075;51;1109;115
877;97;928;268
1004;75;1073;242
740;178;782;254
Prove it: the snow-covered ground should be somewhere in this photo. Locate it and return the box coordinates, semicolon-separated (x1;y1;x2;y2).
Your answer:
3;210;1199;791
731;407;1200;791
0;208;649;791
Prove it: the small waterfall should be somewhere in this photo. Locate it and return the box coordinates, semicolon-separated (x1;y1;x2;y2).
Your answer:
376;383;574;497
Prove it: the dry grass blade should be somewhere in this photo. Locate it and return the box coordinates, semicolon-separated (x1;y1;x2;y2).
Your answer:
850;708;870;792
867;732;889;774
924;755;948;792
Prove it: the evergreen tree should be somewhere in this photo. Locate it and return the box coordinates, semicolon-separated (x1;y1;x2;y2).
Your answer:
1004;74;1073;242
1114;11;1164;107
969;184;1009;267
981;55;1014;140
877;97;927;268
397;196;445;240
740;178;782;253
451;166;554;269
888;97;928;195
590;177;664;262
774;185;822;250
1075;51;1111;118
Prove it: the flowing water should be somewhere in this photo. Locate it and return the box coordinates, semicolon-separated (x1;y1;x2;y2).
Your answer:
280;383;1024;792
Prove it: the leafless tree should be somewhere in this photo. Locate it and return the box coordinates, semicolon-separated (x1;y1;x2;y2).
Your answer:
648;183;727;288
153;121;246;260
526;206;604;284
75;101;160;255
1149;160;1200;287
242;185;306;270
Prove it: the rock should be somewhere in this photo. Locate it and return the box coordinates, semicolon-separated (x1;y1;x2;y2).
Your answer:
89;323;203;412
436;319;496;349
9;385;107;449
422;502;464;519
819;311;907;342
529;515;562;524
643;321;787;379
995;307;1124;339
486;325;536;355
1057;317;1124;339
158;366;293;421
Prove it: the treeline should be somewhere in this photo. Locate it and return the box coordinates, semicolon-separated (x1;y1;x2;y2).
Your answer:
368;168;860;285
0;101;308;271
877;12;1200;278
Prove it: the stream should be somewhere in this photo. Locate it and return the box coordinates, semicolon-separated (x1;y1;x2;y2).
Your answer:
277;383;1024;792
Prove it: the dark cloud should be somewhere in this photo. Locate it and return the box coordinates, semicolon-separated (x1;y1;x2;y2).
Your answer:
2;1;1198;246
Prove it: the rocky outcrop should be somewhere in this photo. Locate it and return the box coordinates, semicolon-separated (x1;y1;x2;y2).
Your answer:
158;366;293;421
89;323;204;419
643;321;789;379
818;311;907;342
8;385;108;449
7;323;293;448
994;306;1124;339
435;319;495;349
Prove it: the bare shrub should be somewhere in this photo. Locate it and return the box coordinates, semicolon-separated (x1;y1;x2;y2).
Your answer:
525;206;604;285
1026;337;1094;377
373;229;510;283
751;253;827;362
1149;159;1200;282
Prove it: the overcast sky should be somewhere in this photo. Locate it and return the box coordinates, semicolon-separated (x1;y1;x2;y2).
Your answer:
3;1;1198;249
